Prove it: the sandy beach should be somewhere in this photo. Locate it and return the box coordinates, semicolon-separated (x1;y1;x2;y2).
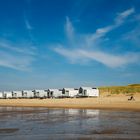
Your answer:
0;93;140;111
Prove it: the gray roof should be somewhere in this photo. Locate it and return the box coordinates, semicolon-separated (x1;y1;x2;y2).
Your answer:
63;88;78;91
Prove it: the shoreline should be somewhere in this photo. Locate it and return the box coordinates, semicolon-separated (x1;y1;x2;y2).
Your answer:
0;105;140;112
0;97;140;111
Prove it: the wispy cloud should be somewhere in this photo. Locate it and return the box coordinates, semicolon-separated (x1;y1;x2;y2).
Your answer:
86;8;135;45
0;50;34;71
116;8;135;21
0;39;36;55
23;14;35;42
0;8;37;71
24;13;33;30
65;16;75;41
24;17;33;30
53;8;139;68
54;45;88;64
54;47;139;68
122;24;140;46
0;39;36;71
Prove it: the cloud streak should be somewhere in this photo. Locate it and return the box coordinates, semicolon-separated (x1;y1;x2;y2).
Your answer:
25;18;33;30
54;47;139;68
65;16;75;41
24;14;35;42
117;8;135;20
53;8;139;68
0;40;36;55
86;8;135;45
0;50;34;71
0;39;36;71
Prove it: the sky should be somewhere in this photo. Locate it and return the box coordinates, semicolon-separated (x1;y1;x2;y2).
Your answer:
0;0;140;91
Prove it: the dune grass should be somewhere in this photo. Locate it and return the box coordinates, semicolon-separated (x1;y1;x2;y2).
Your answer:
99;84;140;95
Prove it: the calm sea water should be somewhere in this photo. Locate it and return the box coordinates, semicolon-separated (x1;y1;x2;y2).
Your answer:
0;107;140;140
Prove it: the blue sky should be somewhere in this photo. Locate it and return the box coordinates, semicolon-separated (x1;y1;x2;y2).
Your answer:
0;0;140;91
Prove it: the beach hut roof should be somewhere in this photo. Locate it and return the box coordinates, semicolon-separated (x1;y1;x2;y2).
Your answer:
12;91;22;93
33;89;46;92
4;91;12;93
63;88;78;90
80;87;94;90
22;90;33;92
48;89;61;91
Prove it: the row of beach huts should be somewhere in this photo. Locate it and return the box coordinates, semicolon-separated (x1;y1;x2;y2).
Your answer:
0;87;99;99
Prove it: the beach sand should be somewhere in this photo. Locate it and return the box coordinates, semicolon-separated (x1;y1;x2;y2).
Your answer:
0;93;140;111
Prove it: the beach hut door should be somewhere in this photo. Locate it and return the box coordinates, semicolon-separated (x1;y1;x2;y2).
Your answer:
50;91;53;97
84;90;87;96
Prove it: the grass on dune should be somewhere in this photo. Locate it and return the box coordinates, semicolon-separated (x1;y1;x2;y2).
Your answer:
99;84;140;95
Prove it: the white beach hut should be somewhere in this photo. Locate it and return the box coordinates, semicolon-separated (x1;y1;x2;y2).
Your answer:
22;90;34;98
0;92;4;99
33;90;48;98
47;89;62;98
62;88;79;97
4;91;13;99
79;87;99;97
12;91;23;98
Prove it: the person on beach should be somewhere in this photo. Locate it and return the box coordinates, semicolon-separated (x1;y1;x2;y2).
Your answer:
128;95;135;101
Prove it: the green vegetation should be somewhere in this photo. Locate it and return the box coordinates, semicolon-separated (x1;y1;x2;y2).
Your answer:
99;84;140;95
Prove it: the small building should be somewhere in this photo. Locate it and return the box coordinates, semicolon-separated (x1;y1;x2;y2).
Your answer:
62;88;79;97
22;90;34;98
32;90;48;98
4;91;13;99
0;92;4;99
79;87;99;97
12;91;23;98
47;89;62;98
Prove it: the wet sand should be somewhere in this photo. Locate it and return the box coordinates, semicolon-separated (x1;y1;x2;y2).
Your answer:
0;107;140;140
0;93;140;111
0;128;19;133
